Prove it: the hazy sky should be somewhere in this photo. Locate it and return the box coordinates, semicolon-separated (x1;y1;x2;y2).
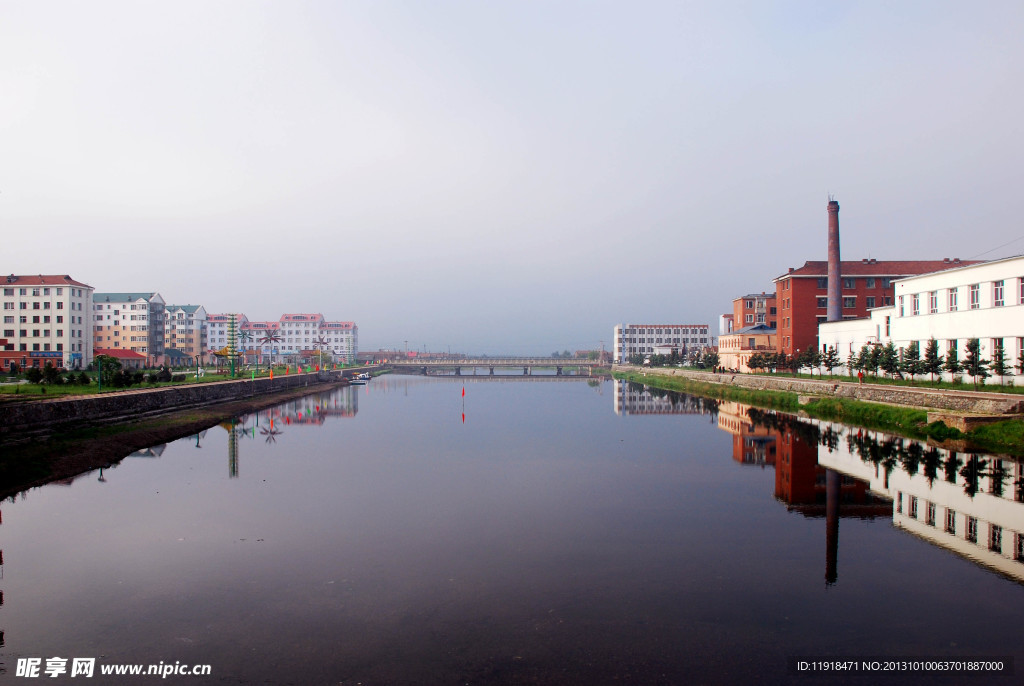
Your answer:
2;1;1022;354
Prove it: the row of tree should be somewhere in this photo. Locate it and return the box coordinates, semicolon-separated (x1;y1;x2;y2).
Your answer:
746;338;1022;389
21;358;186;388
628;349;721;370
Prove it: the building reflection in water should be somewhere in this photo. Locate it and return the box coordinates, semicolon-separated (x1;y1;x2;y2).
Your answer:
614;380;719;417
202;385;361;477
717;401;1024;586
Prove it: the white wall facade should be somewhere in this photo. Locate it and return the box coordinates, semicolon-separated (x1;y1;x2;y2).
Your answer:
818;255;1024;384
613;323;711;363
1;276;94;369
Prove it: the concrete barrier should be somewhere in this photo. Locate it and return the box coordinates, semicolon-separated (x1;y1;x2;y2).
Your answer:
614;365;1024;415
0;370;350;442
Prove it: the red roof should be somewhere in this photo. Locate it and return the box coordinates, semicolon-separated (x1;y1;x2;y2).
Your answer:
775;259;981;280
3;274;93;288
94;348;148;360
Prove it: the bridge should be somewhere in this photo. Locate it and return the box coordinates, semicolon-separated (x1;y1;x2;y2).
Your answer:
384;357;604;376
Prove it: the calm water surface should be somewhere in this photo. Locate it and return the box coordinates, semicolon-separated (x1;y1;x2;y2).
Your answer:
2;375;1024;684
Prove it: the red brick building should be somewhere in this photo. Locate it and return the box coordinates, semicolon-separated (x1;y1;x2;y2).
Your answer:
773;258;974;356
732;292;777;329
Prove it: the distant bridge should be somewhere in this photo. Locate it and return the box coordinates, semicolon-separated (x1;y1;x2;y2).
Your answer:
384;357;604;376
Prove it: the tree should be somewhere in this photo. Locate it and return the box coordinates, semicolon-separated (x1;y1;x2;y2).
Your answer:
943;345;960;379
879;342;900;379
922;338;942;383
94;355;122;387
803;348;822;376
962;338;989;389
899;341;922;382
259;328;283;367
822;346;841;378
853;346;869;375
862;345;881;377
25;367;43;384
991;341;1012;385
42;361;62;385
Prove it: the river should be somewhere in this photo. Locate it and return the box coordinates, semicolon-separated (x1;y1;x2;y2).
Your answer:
1;374;1022;684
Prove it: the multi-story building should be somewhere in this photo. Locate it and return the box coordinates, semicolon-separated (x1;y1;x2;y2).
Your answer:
0;274;94;370
773;258;974;357
718;324;776;373
733;292;777;329
163;305;207;365
93;292;165;366
206;313;250;356
206;312;358;365
613;323;711;363
819;255;1024;384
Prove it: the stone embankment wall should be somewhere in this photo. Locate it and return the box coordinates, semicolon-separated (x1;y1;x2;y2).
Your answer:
0;370;351;441
614;365;1024;416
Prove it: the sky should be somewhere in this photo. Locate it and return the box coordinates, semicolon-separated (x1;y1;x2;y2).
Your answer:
2;1;1023;355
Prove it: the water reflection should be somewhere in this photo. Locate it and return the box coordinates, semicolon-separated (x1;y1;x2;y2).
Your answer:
724;395;1024;585
4;377;1024;682
624;378;1024;587
614;380;720;416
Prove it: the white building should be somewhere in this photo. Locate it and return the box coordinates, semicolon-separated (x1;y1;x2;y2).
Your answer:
206;313;250;355
613;323;712;363
819;255;1024;384
1;274;94;370
206;312;358;364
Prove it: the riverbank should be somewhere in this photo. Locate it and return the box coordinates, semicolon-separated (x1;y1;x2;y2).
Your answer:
613;365;1024;455
0;367;382;444
0;380;352;502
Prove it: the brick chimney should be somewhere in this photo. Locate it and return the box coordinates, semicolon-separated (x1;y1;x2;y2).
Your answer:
827;198;841;323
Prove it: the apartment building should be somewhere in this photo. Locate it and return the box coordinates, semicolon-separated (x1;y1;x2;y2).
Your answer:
163;304;207;364
0;274;94;370
733;293;777;329
613;323;712;363
206;312;358;364
206;313;250;354
93;292;165;365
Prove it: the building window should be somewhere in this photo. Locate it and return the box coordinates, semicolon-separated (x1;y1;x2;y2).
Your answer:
911;294;920;315
970;284;980;309
926;502;936;526
967;516;978;543
1020;277;1024;305
929;291;937;313
898;295;904;317
945;509;956;535
896;491;903;513
948;287;958;311
843;297;855;309
990;525;1003;553
816;297;827;309
816;277;828;289
866;278;876;288
909;495;918;519
994;280;1005;307
866;296;876;308
843;277;855;289
885;316;890;336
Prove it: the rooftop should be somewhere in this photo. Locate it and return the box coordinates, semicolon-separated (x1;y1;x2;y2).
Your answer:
775;258;980;281
3;274;93;288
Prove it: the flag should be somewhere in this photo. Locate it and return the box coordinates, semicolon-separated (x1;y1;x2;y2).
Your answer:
462;386;465;397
